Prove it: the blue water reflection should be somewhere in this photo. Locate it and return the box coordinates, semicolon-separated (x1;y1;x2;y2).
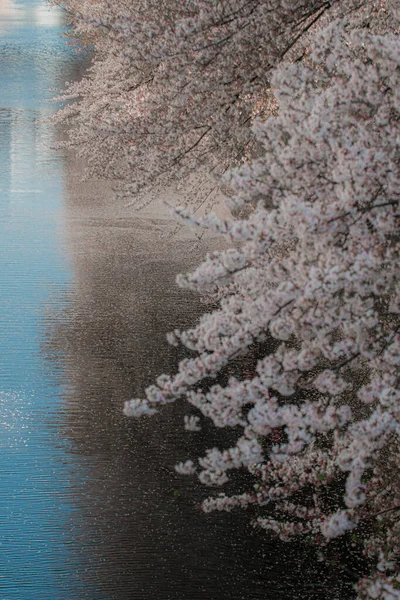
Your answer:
0;3;91;598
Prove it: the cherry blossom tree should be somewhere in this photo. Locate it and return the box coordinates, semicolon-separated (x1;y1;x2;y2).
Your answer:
121;4;400;598
51;0;351;206
52;0;400;595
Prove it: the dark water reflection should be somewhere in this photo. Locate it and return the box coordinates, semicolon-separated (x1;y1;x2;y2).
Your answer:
45;154;277;600
0;2;354;599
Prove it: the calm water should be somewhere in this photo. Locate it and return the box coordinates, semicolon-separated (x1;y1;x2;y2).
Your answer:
0;2;355;598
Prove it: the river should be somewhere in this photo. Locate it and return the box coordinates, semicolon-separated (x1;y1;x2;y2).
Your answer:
0;2;355;598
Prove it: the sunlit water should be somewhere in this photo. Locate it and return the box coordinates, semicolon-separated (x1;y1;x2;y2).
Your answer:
0;2;356;599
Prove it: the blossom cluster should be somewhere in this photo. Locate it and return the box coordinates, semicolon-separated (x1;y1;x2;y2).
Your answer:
55;0;400;597
50;0;350;205
124;5;400;597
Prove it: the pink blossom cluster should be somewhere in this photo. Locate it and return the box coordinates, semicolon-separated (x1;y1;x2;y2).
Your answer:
50;0;349;205
54;0;400;596
124;7;400;597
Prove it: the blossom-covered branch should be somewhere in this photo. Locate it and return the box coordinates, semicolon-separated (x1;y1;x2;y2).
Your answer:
123;5;400;597
53;0;400;596
50;0;353;205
